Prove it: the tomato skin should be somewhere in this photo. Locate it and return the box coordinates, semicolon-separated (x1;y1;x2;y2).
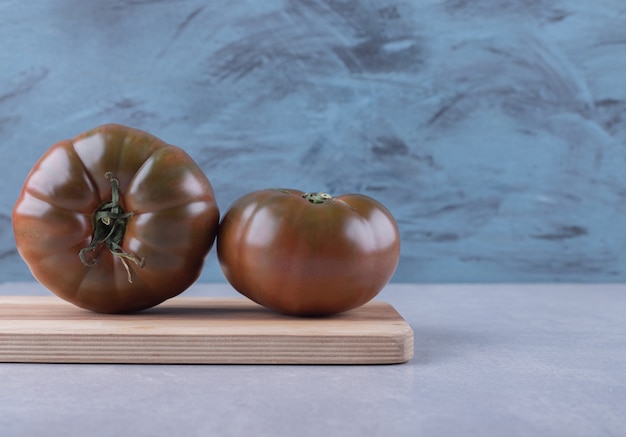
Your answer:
217;189;400;316
12;124;220;313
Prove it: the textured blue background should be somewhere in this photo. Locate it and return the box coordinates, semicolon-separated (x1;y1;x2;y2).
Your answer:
1;1;625;283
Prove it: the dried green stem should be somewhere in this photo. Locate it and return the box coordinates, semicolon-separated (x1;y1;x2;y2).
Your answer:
302;192;334;204
79;172;144;283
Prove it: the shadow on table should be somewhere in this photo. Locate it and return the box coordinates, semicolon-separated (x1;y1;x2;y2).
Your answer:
410;325;491;365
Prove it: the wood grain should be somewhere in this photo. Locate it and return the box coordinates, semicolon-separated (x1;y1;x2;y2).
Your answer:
0;296;413;364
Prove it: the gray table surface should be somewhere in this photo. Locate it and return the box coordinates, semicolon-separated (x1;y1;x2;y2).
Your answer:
1;282;624;437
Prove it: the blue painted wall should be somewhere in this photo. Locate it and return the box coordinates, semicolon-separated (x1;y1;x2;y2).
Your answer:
1;1;625;283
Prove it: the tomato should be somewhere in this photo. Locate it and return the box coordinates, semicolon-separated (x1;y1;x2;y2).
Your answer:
217;189;400;316
12;124;220;313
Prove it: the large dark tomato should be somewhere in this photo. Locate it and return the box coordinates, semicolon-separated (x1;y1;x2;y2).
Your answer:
12;124;220;313
217;189;400;316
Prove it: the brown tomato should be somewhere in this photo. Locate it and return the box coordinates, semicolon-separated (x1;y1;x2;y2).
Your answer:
217;189;400;316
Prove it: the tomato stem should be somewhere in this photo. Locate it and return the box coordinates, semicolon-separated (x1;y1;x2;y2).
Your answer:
79;172;145;283
302;192;334;204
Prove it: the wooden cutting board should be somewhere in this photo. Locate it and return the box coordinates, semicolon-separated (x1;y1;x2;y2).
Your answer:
0;296;413;364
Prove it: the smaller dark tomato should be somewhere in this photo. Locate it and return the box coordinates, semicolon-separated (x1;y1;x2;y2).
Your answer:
217;189;400;316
